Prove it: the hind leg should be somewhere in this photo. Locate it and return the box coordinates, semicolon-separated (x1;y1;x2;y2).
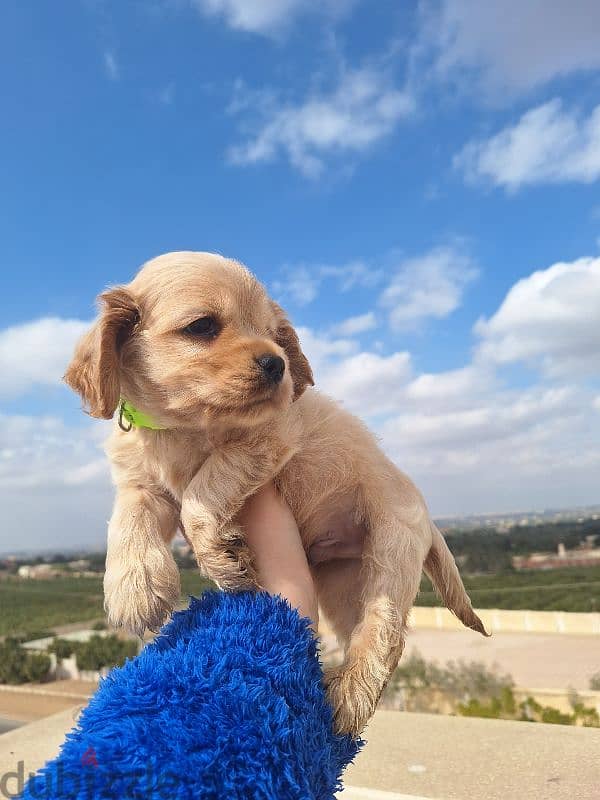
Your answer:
312;559;364;652
323;498;431;736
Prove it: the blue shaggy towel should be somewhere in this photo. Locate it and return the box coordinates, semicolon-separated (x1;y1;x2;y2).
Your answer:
20;591;362;799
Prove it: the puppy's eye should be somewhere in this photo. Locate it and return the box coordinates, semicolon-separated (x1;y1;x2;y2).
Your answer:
182;316;220;339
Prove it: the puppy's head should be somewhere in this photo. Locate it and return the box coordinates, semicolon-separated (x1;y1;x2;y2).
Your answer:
65;252;313;429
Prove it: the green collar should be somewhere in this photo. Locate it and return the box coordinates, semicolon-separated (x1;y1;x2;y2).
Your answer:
118;399;165;431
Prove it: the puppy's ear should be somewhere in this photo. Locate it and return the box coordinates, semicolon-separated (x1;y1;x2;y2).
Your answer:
270;301;314;400
64;287;140;419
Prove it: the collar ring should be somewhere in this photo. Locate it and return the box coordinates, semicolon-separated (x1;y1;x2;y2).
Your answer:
118;400;133;433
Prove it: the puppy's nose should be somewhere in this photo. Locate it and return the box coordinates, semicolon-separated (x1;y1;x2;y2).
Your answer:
256;353;285;384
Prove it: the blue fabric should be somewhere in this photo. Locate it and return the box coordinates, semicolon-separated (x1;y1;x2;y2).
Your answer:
20;591;362;799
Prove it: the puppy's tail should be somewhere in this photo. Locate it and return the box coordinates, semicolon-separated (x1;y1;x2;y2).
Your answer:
424;521;490;637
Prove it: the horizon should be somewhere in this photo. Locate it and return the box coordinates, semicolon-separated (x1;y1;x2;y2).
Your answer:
3;501;599;560
1;1;600;550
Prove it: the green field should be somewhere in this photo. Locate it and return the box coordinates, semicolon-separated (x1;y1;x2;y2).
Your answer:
1;565;598;637
418;565;600;613
0;571;213;638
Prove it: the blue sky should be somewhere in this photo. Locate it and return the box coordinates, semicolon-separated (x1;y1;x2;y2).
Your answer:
1;1;600;551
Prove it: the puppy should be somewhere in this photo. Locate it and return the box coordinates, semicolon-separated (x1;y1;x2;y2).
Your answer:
65;251;487;736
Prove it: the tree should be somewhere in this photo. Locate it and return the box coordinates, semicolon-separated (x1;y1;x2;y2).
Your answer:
0;639;50;684
589;671;600;691
75;635;138;671
49;638;76;659
383;650;600;728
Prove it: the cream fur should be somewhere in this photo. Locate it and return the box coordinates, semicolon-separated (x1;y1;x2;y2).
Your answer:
64;251;487;736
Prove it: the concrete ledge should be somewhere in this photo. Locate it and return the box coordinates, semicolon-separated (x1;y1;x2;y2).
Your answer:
342;709;600;800
1;707;599;799
0;707;81;792
341;790;438;800
409;606;600;635
0;683;92;701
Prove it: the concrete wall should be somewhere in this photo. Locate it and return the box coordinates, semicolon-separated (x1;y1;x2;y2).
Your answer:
513;687;600;715
409;606;600;635
384;685;600;718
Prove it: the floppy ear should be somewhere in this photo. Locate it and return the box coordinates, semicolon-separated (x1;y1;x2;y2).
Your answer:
270;301;314;400
64;287;140;419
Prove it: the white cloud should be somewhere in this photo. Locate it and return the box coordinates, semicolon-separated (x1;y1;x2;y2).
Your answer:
191;0;354;36
0;414;109;491
297;326;413;416
320;261;384;292
228;67;415;176
296;319;600;515
381;386;576;450
419;0;600;99
0;317;88;398
379;383;600;515
475;256;600;376
330;311;377;336
0;315;115;552
0;414;112;552
456;100;600;190
405;365;493;409
319;351;412;416
231;246;600;515
299;327;488;420
103;50;119;81
277;246;477;330
63;458;109;486
272;266;320;306
296;326;358;371
273;259;383;306
292;244;600;516
379;245;478;330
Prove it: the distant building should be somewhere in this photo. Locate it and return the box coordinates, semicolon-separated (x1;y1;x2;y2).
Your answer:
17;563;60;579
67;559;91;570
512;538;600;571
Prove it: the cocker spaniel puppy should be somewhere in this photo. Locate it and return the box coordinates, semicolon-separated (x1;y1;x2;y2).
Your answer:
65;251;487;736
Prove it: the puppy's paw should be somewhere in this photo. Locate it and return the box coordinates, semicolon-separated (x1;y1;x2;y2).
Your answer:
104;554;181;636
186;521;259;591
198;541;259;591
323;662;382;738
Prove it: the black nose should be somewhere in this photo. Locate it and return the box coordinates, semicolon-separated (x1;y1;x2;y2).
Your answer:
256;354;285;384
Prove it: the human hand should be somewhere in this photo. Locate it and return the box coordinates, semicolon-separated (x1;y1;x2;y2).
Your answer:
240;482;319;631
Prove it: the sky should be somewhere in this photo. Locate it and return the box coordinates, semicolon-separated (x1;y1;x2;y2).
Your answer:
1;0;600;552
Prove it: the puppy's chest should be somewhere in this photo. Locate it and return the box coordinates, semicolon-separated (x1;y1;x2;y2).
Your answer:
149;440;210;500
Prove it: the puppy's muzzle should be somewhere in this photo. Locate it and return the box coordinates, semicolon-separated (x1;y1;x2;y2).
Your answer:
255;353;285;385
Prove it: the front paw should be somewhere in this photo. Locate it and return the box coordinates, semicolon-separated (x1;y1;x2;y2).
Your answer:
203;553;258;591
104;553;181;636
323;662;382;737
184;518;259;591
199;538;259;591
